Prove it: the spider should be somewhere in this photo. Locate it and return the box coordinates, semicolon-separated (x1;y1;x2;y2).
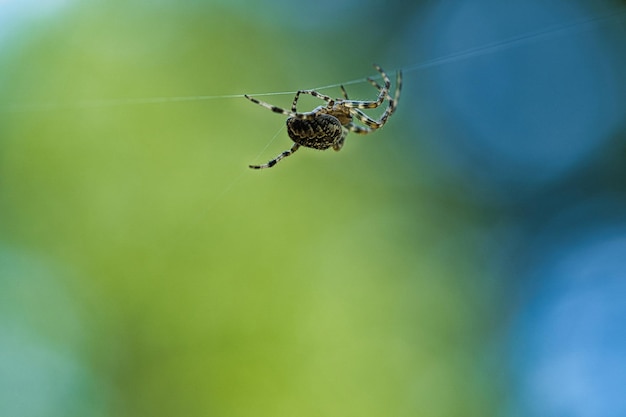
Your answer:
245;64;402;169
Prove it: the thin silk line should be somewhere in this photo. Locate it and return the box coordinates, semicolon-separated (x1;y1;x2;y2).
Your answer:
2;8;624;113
205;124;285;212
311;8;626;92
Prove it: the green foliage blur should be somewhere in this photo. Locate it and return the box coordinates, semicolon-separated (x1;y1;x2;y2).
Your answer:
0;2;500;417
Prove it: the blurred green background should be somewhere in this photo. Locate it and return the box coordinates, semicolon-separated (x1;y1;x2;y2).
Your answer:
1;1;625;417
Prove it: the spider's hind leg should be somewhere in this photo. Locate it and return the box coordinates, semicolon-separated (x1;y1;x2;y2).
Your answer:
249;143;301;169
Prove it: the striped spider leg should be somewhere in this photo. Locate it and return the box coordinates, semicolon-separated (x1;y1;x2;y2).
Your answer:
345;70;403;134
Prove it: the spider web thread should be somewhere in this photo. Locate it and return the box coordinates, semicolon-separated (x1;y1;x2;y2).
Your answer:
2;7;624;113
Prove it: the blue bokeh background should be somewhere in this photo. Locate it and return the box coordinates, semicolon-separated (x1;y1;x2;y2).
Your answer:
1;0;625;416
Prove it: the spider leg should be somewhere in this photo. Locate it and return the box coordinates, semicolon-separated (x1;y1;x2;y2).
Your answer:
393;70;403;104
249;143;300;169
245;94;294;116
366;78;392;101
340;64;391;109
349;101;396;129
368;71;402;103
366;77;380;90
345;122;373;135
340;85;349;100
348;70;403;129
365;77;399;105
291;90;335;112
244;94;317;120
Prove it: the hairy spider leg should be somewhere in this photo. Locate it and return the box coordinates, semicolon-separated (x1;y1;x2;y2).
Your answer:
249;143;301;169
350;108;389;129
349;95;397;129
339;83;383;126
336;86;371;134
340;85;349;100
291;90;335;112
348;70;402;129
345;123;373;135
367;70;402;103
340;64;391;109
244;95;318;120
366;78;380;90
393;70;403;104
339;86;369;134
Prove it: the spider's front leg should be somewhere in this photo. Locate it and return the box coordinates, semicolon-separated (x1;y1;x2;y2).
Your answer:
291;90;335;113
244;94;293;116
244;94;320;120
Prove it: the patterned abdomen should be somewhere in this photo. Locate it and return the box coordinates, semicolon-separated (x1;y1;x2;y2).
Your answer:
286;114;343;150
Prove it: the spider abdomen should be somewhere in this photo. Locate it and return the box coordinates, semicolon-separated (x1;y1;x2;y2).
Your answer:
286;114;343;150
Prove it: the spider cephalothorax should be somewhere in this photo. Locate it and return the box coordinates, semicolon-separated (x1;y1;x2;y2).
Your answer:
245;64;402;169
